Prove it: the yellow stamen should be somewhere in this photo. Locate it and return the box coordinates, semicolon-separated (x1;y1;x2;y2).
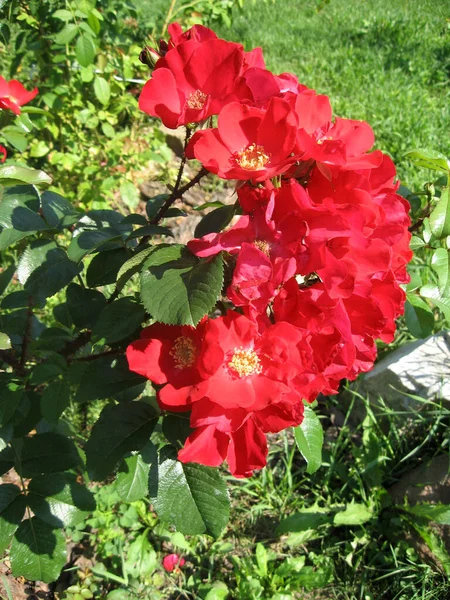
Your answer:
185;89;208;110
254;239;271;256
228;347;262;377
170;336;197;369
235;144;270;170
317;135;333;145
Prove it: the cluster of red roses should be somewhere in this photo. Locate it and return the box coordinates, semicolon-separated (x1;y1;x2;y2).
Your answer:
127;23;412;477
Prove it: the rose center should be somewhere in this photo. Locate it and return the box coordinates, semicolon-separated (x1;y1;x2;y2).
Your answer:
170;336;197;369
228;347;262;377
235;144;270;170
185;90;208;110
317;135;333;145
254;239;271;256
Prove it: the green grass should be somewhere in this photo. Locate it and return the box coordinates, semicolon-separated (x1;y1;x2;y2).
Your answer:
140;0;450;189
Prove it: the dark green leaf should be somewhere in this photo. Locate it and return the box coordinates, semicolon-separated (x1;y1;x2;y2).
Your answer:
30;355;66;386
34;327;73;352
149;447;230;537
294;406;323;474
276;509;330;535
40;379;70;425
75;356;146;403
116;453;151;502
0;263;15;296
405;295;434;338
0;185;48;251
0;165;51;187
18;240;81;300
11;517;67;583
85;402;158;480
0;384;24;427
66;283;106;329
145;194;169;220
86;248;129;287
0;484;26;553
75;34;96;67
0;446;14;476
403;503;450;525
27;473;95;528
126;224;173;242
162;413;192;449
21;433;80;475
68;229;122;262
92;298;145;344
41;191;80;229
429;189;450;239
121;214;148;226
1;290;42;309
194;204;236;238
140;244;224;326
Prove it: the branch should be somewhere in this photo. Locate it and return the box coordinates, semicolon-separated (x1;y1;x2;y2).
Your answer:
61;331;92;359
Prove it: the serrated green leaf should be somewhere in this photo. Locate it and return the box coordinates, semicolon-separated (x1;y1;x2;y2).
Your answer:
17;240;81;301
11;517;67;583
0;165;51;187
294;406;323;474
194;204;236;238
86;248;129;287
431;247;450;297
85;402;158;480
66;283;106;329
94;76;110;105
0;484;26;554
41;191;80;229
116;453;151;502
126;224;173;242
420;284;450;322
68;229;122;262
114;247;154;296
140;244;224;326
75;355;146;403
21;433;80;475
149;447;230;537
405;295;434;339
334;502;373;526
40;379;70;425
27;473;95;528
430;189;450;239
92;298;145;344
0;185;48;251
75;34;96;67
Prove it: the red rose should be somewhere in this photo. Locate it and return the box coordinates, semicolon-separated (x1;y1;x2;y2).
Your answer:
0;77;38;115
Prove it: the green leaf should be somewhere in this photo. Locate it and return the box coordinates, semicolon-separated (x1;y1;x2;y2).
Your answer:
0;333;11;350
429;189;450;239
85;402;158;480
276;509;331;535
11;517;67;583
2;128;27;152
0;165;52;187
405;295;434;338
431;247;450;297
334;501;373;526
21;433;80;475
75;34;96;67
294;406;323;474
54;23;78;45
94;76;110;105
86;248;129;287
68;229;122;262
0;484;25;553
403;503;450;525
0;385;24;427
0;263;15;296
114;247;154;296
41;191;80;229
149;447;230;537
120;182;140;210
194;204;236;238
140;244;224;326
27;473;95;528
0;185;48;251
405;149;449;174
75;356;146;403
92;298;145;344
116;453;151;502
420;284;450;322
126;224;173;242
17;240;81;301
124;532;158;580
66;283;106;329
52;9;73;21
40;379;70;425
